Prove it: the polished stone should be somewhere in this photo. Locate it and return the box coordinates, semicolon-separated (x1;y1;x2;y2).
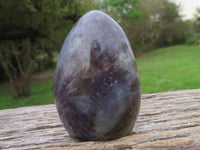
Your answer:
54;10;141;141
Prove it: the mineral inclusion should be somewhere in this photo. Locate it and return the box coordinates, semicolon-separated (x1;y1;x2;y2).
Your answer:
54;10;141;141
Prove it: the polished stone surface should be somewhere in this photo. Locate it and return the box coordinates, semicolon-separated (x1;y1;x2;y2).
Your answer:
54;10;141;141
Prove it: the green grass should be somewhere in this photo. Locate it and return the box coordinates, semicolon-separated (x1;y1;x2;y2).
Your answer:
136;45;200;93
0;77;54;110
0;45;199;110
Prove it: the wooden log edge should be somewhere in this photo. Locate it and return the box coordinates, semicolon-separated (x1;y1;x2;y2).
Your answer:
0;89;200;149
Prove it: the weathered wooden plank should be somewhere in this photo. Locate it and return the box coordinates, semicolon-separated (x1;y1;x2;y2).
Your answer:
0;89;200;149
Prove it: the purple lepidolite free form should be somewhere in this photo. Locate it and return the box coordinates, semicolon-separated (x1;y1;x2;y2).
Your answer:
54;10;141;141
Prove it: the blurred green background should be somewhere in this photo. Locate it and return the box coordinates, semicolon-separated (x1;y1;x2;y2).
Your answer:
0;0;200;110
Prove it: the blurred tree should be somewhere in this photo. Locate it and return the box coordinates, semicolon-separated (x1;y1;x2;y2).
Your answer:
102;0;187;51
130;0;167;49
102;0;140;20
0;40;32;97
0;0;98;97
186;7;200;45
133;0;184;48
101;0;142;49
157;0;182;46
195;7;200;33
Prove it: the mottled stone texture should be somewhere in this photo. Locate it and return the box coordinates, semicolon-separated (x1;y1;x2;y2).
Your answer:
54;10;141;141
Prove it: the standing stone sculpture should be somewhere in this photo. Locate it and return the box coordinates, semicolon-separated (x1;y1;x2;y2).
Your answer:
54;10;141;141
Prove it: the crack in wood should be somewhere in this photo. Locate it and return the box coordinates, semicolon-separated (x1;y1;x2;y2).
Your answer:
25;124;63;132
136;123;200;134
139;106;200;118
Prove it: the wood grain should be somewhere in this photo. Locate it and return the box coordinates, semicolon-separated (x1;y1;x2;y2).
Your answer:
0;89;200;150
